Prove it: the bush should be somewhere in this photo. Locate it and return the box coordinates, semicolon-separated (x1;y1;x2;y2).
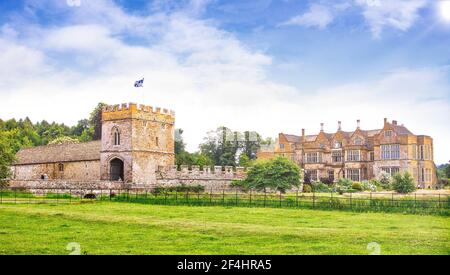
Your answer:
392;172;416;194
319;177;333;185
336;178;353;194
378;171;392;190
302;184;312;193
240;156;301;193
362;180;377;192
312;182;332;193
351;182;363;191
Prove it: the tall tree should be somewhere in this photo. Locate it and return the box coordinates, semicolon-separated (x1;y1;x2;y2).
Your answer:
89;102;107;140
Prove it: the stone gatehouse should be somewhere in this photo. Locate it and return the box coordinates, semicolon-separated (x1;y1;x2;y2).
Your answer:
10;103;245;189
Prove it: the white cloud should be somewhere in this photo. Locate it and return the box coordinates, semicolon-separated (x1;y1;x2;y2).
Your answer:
355;0;428;38
281;4;334;29
0;0;449;164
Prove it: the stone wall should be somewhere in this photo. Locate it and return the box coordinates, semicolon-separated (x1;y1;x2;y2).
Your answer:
7;165;248;191
12;160;100;181
155;165;247;191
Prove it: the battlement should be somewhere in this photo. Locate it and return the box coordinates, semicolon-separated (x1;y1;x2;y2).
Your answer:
102;103;175;122
156;165;247;179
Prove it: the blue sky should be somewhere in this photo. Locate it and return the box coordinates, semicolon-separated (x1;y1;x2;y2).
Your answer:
0;0;449;163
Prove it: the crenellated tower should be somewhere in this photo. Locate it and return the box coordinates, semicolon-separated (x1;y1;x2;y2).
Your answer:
100;103;175;185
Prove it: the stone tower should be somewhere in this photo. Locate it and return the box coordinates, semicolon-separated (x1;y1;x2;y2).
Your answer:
100;103;175;185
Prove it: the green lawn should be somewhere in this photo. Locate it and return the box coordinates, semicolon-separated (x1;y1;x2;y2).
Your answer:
0;202;448;255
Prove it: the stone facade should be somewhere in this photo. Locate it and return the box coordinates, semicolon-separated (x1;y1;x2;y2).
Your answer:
257;118;437;188
156;165;246;191
10;102;243;189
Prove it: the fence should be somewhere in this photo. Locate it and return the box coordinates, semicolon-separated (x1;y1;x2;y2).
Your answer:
0;187;449;215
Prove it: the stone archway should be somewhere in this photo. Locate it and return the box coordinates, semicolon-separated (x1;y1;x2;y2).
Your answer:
110;158;124;181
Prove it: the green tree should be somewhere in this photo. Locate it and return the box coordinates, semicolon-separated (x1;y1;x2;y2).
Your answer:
174;128;186;155
239;154;251;167
89;102;107;140
392;172;416;194
0;134;15;180
445;164;450;178
238;156;301;193
48;136;80;145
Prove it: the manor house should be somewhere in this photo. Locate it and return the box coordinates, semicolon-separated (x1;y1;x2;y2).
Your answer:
257;119;437;188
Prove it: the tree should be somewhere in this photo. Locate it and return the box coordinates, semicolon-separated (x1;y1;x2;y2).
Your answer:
239;154;251;167
48;136;80;145
237;156;301;193
174;128;186;155
392;172;416;194
199;126;265;166
0;135;15;180
89;102;107;140
377;171;392;190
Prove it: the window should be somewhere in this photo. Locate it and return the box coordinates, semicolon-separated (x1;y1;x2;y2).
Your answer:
412;144;418;159
419;145;431;160
346;169;360;181
155;137;159;147
354;138;363;145
334;141;342;149
381;144;400;160
305;152;321;163
369;151;374;161
58;163;64;172
319;143;325;149
381;167;400;176
113;128;120;145
279;143;285;150
425;168;432;183
332;150;342;162
328;170;334;181
306;170;318;182
384;130;393;138
346;150;360;161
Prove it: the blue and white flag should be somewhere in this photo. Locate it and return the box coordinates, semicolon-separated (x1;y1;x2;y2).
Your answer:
134;78;144;87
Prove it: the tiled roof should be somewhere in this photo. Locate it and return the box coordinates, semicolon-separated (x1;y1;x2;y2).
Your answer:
283;134;301;143
14;140;101;165
393;125;413;135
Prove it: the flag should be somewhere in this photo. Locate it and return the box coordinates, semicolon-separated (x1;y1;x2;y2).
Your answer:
134;78;144;87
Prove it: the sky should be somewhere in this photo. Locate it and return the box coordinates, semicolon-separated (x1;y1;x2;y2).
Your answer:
0;0;449;164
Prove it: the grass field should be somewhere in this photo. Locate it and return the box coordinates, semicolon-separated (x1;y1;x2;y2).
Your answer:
0;202;449;255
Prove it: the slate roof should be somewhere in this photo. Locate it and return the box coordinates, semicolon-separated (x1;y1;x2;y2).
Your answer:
14;140;101;165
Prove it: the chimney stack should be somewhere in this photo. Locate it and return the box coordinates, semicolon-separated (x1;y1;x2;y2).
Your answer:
320;123;324;132
392;120;397;126
357;119;360;129
338;121;341;131
302;128;305;137
384;118;387;125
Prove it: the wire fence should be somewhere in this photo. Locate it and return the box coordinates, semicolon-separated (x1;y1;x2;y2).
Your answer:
0;187;449;215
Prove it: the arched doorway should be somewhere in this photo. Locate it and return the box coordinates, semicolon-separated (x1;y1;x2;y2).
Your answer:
110;158;124;181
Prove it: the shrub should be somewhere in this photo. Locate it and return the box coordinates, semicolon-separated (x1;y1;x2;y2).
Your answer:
362;180;377;192
351;182;363;191
378;171;392;190
240;156;301;193
302;184;312;193
337;178;353;188
319;177;333;185
392;172;416;194
312;182;331;193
